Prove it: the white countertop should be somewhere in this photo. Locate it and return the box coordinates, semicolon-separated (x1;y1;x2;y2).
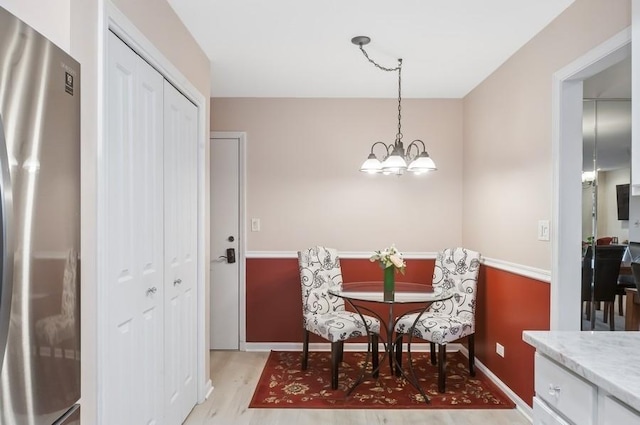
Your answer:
523;331;640;413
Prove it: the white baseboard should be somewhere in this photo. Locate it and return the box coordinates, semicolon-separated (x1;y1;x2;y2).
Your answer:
457;346;533;422
199;379;213;404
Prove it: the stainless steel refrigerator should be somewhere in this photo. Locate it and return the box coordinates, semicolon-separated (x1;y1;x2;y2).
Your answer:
0;6;81;425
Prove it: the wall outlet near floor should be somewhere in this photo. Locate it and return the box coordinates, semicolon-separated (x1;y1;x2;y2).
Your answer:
251;218;261;232
496;342;505;358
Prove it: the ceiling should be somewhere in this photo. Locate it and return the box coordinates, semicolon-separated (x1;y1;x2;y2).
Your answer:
166;0;575;98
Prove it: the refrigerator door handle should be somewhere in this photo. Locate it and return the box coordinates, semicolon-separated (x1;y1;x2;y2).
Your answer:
0;116;13;369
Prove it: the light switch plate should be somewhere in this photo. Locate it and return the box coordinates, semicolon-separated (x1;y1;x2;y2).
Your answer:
538;220;550;241
251;218;260;232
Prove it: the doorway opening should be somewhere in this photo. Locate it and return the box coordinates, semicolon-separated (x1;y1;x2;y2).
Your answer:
581;88;631;330
552;28;631;330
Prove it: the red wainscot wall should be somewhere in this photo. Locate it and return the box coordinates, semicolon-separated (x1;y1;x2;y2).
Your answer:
245;258;435;343
244;257;550;406
474;266;550;406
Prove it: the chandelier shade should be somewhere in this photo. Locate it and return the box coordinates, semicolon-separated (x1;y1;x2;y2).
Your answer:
352;36;437;176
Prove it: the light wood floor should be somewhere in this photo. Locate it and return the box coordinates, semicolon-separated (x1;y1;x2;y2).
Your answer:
183;350;530;425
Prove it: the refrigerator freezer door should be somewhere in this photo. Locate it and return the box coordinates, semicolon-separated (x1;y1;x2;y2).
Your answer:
0;6;81;425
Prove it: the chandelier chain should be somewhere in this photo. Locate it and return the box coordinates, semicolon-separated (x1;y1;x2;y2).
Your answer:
397;61;402;142
357;45;404;143
357;45;401;72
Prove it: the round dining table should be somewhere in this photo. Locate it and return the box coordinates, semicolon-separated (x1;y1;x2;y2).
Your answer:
329;281;453;402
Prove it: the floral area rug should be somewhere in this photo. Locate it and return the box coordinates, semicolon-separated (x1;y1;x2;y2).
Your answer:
249;350;515;409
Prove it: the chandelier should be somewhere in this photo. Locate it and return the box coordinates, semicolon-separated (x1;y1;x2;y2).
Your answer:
352;36;437;175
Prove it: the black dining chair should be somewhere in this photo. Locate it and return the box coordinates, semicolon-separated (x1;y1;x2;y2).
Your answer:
581;245;626;330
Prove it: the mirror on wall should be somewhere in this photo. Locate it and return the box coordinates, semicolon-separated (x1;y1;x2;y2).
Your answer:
581;57;632;330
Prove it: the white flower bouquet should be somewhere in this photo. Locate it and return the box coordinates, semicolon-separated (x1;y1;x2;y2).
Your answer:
370;244;406;274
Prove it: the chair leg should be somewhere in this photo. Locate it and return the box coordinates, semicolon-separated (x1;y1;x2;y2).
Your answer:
603;302;609;323
468;334;476;377
337;340;344;364
437;343;446;393
585;301;591;320
619;294;624;316
302;330;309;370
371;334;379;378
330;341;342;390
609;301;615;331
394;334;403;377
430;342;436;365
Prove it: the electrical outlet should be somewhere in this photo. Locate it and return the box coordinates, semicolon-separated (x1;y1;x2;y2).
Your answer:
251;218;261;232
496;342;505;358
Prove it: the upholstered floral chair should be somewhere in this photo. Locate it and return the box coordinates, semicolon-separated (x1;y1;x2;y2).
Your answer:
394;247;481;392
298;246;380;390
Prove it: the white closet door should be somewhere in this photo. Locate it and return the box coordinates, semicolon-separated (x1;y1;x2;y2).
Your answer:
105;32;165;425
163;81;198;425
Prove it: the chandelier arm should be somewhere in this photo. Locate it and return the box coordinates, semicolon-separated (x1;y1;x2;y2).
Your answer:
369;141;393;157
405;140;426;161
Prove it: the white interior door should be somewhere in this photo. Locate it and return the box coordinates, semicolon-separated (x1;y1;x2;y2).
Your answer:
210;135;241;350
105;31;164;425
163;80;198;424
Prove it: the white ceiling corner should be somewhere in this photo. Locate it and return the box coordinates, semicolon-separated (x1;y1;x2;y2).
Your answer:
166;0;576;98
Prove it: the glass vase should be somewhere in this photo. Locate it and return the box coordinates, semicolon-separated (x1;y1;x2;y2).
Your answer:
383;266;395;300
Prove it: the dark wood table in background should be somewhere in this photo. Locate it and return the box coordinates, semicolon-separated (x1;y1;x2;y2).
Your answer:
625;288;640;331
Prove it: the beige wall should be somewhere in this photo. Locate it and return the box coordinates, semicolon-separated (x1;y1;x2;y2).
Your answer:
0;0;70;51
582;185;594;242
463;0;631;269
211;98;463;252
110;0;210;95
582;169;631;243
631;190;640;242
599;168;630;242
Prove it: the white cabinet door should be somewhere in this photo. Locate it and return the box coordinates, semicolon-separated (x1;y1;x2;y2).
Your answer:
533;397;571;425
163;81;198;425
602;396;640;425
105;31;165;425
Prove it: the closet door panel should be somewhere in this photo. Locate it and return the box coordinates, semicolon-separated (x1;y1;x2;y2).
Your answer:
136;58;165;425
163;81;198;425
105;32;164;425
